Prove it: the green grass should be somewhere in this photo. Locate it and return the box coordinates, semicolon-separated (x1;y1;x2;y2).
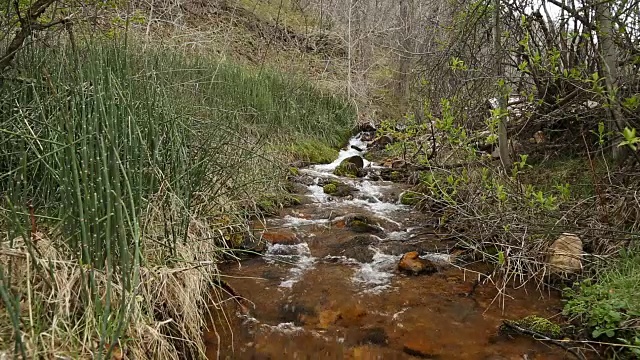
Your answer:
284;138;341;164
0;39;354;358
563;249;640;358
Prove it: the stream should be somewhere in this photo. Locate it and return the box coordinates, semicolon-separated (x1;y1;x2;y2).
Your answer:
204;134;573;360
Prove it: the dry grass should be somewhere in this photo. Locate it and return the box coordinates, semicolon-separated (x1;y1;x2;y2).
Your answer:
0;218;239;359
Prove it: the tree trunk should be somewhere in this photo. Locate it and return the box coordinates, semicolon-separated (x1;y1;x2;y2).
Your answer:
596;0;626;161
494;0;512;168
396;0;412;103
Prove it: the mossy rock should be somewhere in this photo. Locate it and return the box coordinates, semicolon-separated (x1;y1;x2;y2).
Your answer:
322;180;356;197
323;183;338;194
502;315;563;339
289;167;300;176
334;162;359;177
344;214;382;233
400;191;421;206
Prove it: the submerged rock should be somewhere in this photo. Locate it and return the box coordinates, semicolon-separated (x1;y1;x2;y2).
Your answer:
547;233;582;274
260;230;300;245
344;214;383;233
398;251;437;275
329;235;378;263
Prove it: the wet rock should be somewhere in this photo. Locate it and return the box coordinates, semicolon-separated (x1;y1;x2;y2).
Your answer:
547;233;582;274
356;327;388;346
359;122;377;133
361;132;375;142
260;230;300;245
322;180;357;197
344;214;383;233
346;155;365;169
342;246;376;263
334;161;361;177
398;251;437;275
372;135;394;149
279;303;316;325
402;338;438;358
290;174;316;186
351;145;364;152
330;235;377;262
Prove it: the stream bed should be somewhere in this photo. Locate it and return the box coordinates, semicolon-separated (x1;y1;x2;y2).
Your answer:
204;134;574;360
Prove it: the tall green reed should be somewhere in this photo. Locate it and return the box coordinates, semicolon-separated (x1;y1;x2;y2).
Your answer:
0;39;354;357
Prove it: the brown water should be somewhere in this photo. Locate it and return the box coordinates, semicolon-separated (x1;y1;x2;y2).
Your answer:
205;135;577;360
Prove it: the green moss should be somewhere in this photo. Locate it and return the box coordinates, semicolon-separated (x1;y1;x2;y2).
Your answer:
289;167;300;176
323;183;338;194
334;162;358;177
511;315;563;338
400;191;420;206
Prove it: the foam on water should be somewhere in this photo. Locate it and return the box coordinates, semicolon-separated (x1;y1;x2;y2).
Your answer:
355;180;385;199
311;135;370;173
264;243;316;288
352;250;400;294
261;322;305;334
306;184;329;203
340;198;408;216
281;215;330;227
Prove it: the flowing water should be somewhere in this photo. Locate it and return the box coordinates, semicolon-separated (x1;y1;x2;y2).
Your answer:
205;135;575;360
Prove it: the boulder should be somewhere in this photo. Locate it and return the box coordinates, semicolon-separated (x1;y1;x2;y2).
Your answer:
345;155;364;169
322;180;357;197
260;230;300;245
334;156;364;177
329;235;378;263
547;233;582;274
344;214;383;233
398;251;437;275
